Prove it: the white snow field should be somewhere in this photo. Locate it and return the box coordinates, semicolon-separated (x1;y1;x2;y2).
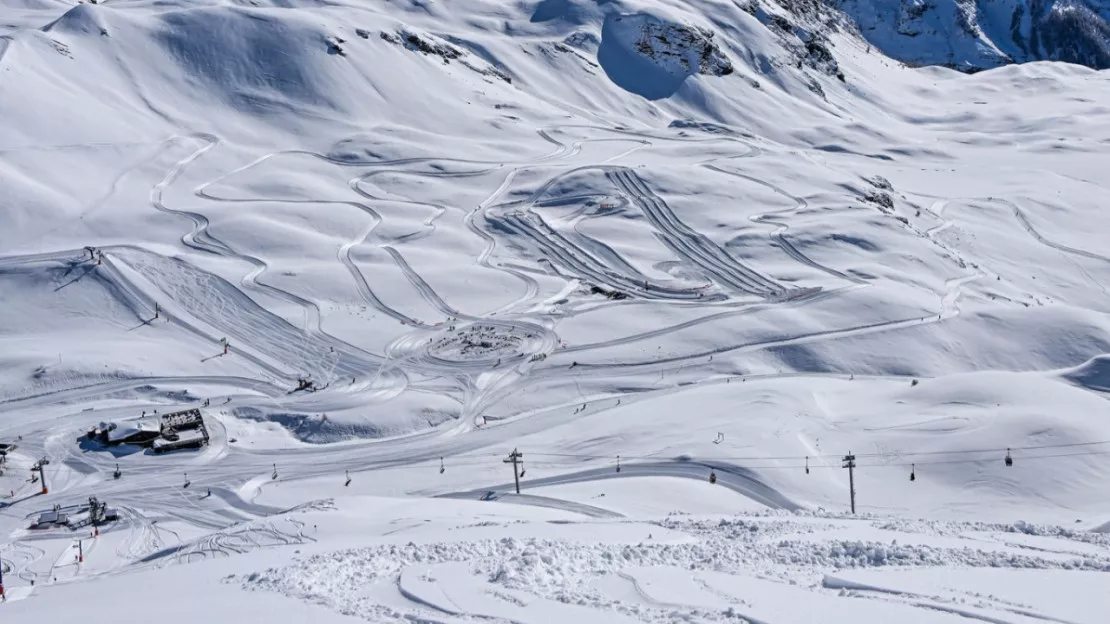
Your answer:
3;0;1110;621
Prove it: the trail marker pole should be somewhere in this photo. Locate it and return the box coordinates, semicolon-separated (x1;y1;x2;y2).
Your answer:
504;449;523;494
1;546;5;600
842;452;856;514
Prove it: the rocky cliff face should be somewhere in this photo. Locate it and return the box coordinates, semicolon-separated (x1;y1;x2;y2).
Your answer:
608;13;735;77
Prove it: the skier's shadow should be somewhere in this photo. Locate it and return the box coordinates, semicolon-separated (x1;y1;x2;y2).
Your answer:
127;316;158;331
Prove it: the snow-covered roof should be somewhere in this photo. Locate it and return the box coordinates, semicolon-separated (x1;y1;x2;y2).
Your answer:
106;420;160;442
152;427;208;448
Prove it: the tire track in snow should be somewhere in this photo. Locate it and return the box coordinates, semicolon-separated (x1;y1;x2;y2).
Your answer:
485;165;705;300
443;460;800;512
539;311;941;376
607;168;785;297
557;284;856;355
704;163;864;284
1004;199;1110;264
149;134;231;256
108;247;395;384
467;166;544;314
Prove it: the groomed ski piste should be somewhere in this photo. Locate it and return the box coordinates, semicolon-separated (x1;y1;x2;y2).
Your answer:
3;0;1110;621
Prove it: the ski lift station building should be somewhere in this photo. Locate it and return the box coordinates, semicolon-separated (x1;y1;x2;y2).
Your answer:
86;409;209;452
33;509;68;528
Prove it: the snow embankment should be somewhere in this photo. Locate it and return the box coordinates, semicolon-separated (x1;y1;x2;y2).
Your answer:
1062;354;1110;394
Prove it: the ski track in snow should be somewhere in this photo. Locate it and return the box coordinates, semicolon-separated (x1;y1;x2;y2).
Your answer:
4;6;1110;618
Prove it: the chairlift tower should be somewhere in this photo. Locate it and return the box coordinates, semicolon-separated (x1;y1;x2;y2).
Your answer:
32;458;50;495
841;452;856;514
503;449;524;494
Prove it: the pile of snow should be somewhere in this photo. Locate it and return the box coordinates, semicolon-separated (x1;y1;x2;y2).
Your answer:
229;509;1110;623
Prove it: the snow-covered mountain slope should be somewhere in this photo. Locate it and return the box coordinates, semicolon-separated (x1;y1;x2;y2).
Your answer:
2;0;1110;620
835;0;1110;70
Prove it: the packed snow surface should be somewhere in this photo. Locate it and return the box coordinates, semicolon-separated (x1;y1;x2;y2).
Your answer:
2;0;1110;621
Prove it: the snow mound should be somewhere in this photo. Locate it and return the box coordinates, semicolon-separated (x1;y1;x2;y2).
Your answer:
43;2;108;36
231;400;458;444
152;8;347;114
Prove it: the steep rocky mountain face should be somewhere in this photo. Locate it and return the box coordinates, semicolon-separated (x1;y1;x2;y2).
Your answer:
832;0;1110;70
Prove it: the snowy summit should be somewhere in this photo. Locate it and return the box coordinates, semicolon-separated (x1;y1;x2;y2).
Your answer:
1;0;1110;621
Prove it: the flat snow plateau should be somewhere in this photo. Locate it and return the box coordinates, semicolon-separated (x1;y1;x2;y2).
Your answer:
2;0;1110;621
